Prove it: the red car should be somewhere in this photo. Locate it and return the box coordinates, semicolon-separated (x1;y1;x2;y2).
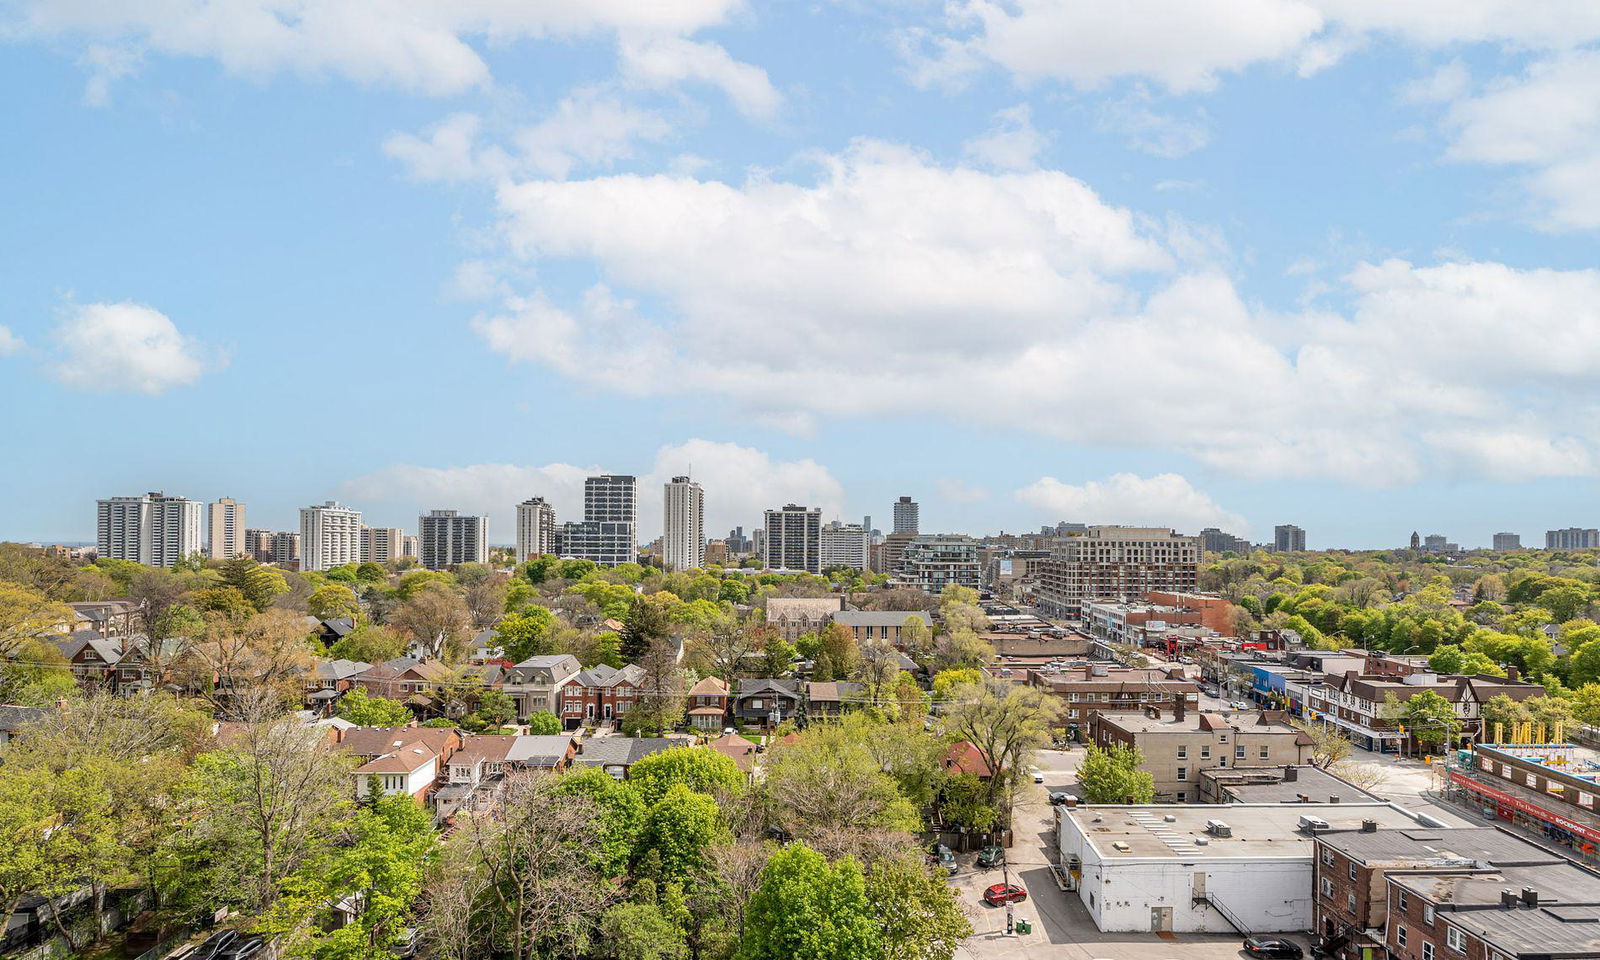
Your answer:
983;883;1027;906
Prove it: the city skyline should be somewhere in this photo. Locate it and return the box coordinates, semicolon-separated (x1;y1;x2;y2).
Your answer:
7;9;1600;549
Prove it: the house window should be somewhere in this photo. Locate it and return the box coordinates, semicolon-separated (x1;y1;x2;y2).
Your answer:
1423;943;1435;960
1201;746;1212;759
1176;791;1188;802
1347;893;1356;914
1321;850;1334;866
1446;928;1465;952
1397;891;1408;912
1218;757;1228;768
1219;733;1229;743
1423;905;1434;925
751;699;763;709
1396;926;1407;949
1176;745;1187;759
1349;864;1357;881
1176;766;1188;781
1235;745;1246;759
1260;745;1270;759
1320;877;1333;898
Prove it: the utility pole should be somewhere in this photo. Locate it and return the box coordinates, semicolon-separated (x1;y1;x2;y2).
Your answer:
1002;848;1014;935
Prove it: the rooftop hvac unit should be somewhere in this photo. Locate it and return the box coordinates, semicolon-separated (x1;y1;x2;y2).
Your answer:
1205;819;1232;837
1298;815;1331;832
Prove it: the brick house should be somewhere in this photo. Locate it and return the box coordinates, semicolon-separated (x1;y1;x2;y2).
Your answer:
1026;663;1200;738
1384;864;1600;960
1090;706;1313;802
685;675;730;730
558;663;646;730
335;725;463;805
733;678;802;728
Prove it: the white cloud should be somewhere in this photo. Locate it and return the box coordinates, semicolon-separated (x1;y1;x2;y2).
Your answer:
78;43;140;106
909;0;1600;94
1016;473;1247;535
385;93;674;185
619;35;782;120
1401;60;1470;105
51;302;222;394
0;325;23;355
10;0;754;99
1435;51;1600;230
343;439;843;542
962;104;1047;171
460;142;1600;484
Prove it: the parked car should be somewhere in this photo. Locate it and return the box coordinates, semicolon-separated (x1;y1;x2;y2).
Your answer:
1243;937;1304;958
1048;791;1078;806
975;845;1004;868
983;883;1027;906
934;846;958;875
1030;767;1045;783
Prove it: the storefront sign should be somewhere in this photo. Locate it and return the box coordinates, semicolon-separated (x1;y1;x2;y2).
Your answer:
1450;770;1600;844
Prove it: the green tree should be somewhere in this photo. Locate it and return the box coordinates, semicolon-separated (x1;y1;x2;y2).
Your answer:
336;687;415;727
1570;638;1600;686
220;556;290;612
307;584;361;622
938;772;998;834
191;585;256;622
1078;743;1155;804
152;602;206;641
356;561;388;583
621;594;675;662
627;747;744;807
329;623;407;665
555;768;646;879
940;679;1062;822
258;795;435;959
495;606;558;663
866;855;971;960
526;710;562;735
1393;690;1461;752
1542;585;1592;623
639;784;724;881
738;843;879;960
930;668;982;700
471;689;518;728
1570;683;1600;727
0;637;77;706
600;901;689;960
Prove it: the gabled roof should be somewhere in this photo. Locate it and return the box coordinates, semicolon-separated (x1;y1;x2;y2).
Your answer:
764;597;844;621
312;658;371;681
319;617;357;638
336;726;456;758
508;654;582;678
805;681;864;703
355;745;438;775
56;634;123;664
942;741;994;778
572;736;679;768
571;664;645;688
687;675;729;697
505;735;576;767
735;678;799;698
707;734;757;772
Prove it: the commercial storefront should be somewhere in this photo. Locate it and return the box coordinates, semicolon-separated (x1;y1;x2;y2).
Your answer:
1449;769;1600;861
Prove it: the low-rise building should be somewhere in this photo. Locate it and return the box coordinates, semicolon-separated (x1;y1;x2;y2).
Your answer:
1306;670;1548;753
571;737;681;778
1449;742;1600;865
1310;825;1569;960
1198;763;1378;805
685;675;730;730
1385;865;1600;960
1025;663;1200;738
1058;802;1425;934
500;654;582;718
1090;707;1314;802
763;597;844;642
335;726;462;805
557;663;645;730
830;609;934;646
733;678;802;727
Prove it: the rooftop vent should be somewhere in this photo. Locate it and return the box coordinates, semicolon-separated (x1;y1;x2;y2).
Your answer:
1206;819;1233;838
1360;820;1378;833
1298;815;1331;833
1501;890;1518;910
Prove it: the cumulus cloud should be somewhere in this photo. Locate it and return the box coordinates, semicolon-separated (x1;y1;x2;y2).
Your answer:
1433;51;1600;230
459;141;1600;484
0;325;23;355
51;302;223;394
936;478;991;504
1097;92;1213;158
1016;473;1247;535
343;439;844;542
9;0;757;99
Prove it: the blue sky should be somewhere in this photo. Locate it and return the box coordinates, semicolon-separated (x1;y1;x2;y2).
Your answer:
5;1;1600;550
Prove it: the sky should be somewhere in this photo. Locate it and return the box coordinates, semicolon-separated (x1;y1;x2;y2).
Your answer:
5;1;1600;550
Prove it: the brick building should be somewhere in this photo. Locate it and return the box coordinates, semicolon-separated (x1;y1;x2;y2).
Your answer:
558;663;646;730
1090;706;1314;802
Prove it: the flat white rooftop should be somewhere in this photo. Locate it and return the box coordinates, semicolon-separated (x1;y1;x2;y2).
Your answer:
1062;802;1420;860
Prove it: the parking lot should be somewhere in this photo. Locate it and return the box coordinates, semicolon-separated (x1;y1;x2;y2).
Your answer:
953;748;1293;960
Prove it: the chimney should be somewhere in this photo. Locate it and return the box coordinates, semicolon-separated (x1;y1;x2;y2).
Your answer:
1506;665;1520;683
1501;890;1518;909
1329;795;1341;804
1283;765;1298;782
1521;887;1538;909
1344;670;1360;684
1361;819;1378;833
1174;696;1186;722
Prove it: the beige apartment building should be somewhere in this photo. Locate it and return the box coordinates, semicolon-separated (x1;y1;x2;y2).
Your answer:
1034;525;1201;620
1090;706;1313;802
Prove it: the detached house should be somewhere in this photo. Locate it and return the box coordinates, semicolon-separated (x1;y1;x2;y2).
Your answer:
558;663;646;730
436;734;578;819
686;676;730;730
334;726;462;805
501;654;582;718
352;657;457;710
733;679;802;728
304;658;370;712
804;681;865;720
55;633;124;689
